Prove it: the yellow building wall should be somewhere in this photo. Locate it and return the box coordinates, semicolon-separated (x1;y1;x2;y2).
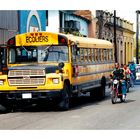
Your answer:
123;32;134;65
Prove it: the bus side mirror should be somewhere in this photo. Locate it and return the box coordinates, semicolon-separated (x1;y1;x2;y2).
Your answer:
58;62;65;72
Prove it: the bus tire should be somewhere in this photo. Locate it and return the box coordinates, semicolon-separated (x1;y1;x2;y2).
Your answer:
90;88;97;99
57;83;70;111
0;103;13;113
101;85;106;98
97;77;106;100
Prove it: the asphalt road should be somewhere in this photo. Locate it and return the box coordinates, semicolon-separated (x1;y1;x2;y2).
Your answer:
0;85;140;130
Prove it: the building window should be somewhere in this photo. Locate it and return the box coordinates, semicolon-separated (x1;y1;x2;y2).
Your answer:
125;42;126;64
121;50;123;64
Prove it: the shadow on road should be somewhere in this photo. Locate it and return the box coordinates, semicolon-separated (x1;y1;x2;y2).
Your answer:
125;99;136;103
14;93;111;113
1;89;136;113
0;93;110;113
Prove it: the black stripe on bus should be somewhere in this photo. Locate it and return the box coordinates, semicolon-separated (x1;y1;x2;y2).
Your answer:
74;69;113;77
73;61;114;66
72;78;111;93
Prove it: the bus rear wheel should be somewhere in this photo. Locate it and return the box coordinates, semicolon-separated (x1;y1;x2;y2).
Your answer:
96;86;105;100
90;86;105;100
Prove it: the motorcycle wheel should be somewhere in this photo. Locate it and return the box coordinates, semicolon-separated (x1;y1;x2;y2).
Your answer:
111;90;117;104
120;95;127;102
126;82;130;93
120;96;123;102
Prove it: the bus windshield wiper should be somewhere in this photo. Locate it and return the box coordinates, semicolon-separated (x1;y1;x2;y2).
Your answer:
43;44;53;53
21;46;29;54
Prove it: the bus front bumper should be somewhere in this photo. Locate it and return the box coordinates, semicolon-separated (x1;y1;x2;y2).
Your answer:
0;90;62;102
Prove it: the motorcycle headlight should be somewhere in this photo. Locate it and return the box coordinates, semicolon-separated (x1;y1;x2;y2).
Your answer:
52;78;59;84
0;80;4;85
113;80;118;84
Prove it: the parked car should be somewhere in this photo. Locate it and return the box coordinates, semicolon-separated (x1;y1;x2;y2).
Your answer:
136;65;140;80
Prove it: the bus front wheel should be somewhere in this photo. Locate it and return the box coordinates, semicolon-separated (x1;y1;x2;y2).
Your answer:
0;103;13;113
57;83;70;111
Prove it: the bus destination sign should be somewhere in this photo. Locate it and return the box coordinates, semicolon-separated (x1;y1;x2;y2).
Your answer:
15;32;58;46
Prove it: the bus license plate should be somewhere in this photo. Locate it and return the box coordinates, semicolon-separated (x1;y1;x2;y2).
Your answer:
22;93;32;99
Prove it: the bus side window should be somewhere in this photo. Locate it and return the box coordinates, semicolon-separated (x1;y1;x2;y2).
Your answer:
101;49;104;62
72;45;80;63
92;48;95;62
88;48;91;62
76;47;80;62
104;49;107;61
90;49;93;62
96;48;99;62
71;45;76;63
85;49;89;62
112;49;114;61
108;49;111;61
83;49;86;62
98;49;101;62
110;49;113;61
97;49;99;62
95;49;97;62
80;48;84;62
107;49;109;61
82;49;85;62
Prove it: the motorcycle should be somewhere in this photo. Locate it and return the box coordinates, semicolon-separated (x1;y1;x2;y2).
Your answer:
130;73;135;88
111;79;126;104
126;77;130;93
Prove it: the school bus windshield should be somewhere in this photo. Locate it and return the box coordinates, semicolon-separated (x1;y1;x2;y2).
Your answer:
8;45;69;64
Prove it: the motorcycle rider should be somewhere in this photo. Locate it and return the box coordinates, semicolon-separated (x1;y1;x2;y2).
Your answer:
111;63;126;100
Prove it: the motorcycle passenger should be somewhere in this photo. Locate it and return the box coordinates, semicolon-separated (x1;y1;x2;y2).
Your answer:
123;64;131;91
111;63;126;99
129;61;136;81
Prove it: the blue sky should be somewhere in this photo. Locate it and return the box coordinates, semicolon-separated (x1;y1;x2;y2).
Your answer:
117;10;136;30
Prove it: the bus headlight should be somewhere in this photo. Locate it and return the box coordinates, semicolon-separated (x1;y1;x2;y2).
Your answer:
52;78;59;84
0;80;4;85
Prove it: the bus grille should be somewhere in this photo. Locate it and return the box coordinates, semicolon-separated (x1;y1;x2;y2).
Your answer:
8;78;45;86
8;69;45;77
8;69;46;86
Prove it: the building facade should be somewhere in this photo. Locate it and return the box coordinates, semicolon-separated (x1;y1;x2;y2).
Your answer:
123;21;134;64
0;11;18;45
0;10;97;44
19;10;46;33
96;10;135;65
46;10;96;38
45;10;60;33
0;10;47;44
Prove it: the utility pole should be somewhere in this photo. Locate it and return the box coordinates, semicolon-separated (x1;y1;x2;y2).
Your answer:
0;47;2;73
114;10;117;63
98;10;104;39
136;10;140;64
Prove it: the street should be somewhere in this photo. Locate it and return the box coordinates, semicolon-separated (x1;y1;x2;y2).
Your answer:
0;85;139;130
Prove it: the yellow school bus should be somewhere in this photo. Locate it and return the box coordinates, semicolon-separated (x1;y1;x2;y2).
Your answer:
0;32;114;111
